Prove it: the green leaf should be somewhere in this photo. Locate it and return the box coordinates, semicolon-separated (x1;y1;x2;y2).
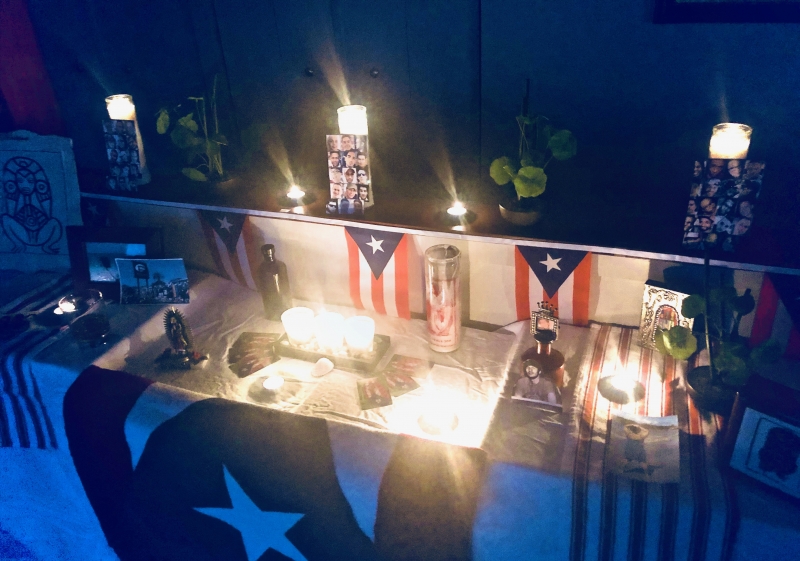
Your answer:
182;167;208;181
156;109;170;134
654;329;669;355
178;113;198;132
513;166;547;198
681;294;705;319
662;325;697;360
548;129;577;161
715;351;749;386
170;126;203;149
206;140;220;158
732;289;755;315
211;133;228;145
750;339;782;365
490;157;515;185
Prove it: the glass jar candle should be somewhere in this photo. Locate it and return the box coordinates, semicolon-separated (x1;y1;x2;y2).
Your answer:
425;245;462;352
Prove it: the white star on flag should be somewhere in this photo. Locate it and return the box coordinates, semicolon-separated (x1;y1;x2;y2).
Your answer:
366;236;385;254
195;467;307;561
539;253;562;272
87;203;100;217
217;216;233;232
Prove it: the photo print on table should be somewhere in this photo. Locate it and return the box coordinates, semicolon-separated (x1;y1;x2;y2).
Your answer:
511;358;562;411
116;258;189;304
326;134;373;215
103;119;142;192
606;410;680;483
682;158;764;252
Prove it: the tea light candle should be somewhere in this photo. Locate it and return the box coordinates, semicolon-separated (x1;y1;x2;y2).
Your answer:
287;185;305;200
709;123;752;160
313;312;345;351
105;94;151;184
447;201;467;217
338;105;368;135
281;307;315;345
262;374;285;391
344;316;375;352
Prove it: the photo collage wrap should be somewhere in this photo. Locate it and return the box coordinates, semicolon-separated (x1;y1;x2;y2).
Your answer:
103;119;142;192
326;134;372;216
682;158;764;252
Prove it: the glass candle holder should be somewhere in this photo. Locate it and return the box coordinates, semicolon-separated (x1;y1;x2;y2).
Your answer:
337;105;368;135
425;245;462;352
313;312;345;351
709;123;752;160
344;316;375;352
281;307;314;345
60;289;110;346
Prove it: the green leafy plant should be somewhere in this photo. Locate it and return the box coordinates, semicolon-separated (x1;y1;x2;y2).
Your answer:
655;286;780;387
489;84;577;200
155;75;228;182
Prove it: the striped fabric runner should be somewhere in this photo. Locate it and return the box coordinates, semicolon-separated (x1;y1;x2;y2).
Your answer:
0;274;72;449
564;324;739;561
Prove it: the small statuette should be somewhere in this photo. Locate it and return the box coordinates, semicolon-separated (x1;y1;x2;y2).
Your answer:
156;307;207;369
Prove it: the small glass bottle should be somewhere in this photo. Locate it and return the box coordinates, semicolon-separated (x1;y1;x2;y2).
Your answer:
257;244;291;320
425;245;461;352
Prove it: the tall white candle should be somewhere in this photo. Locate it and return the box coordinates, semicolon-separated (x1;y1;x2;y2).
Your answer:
709;123;752;160
313;312;345;351
105;94;151;184
338;105;368;135
281;307;315;345
344;316;375;352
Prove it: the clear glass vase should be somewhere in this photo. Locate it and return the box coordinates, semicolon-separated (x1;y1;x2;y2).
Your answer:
425;245;461;352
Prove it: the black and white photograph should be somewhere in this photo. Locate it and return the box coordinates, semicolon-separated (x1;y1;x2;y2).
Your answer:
116;258;189;304
103;119;142;192
682;158;764;252
512;358;562;410
325;134;373;212
729;408;800;499
85;241;147;282
606;411;680;483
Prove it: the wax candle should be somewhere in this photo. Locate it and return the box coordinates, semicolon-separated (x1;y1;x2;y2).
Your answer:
262;375;285;391
447;201;467;217
337;105;368;135
709;123;752;160
344;316;375;352
287;185;305;200
281;307;315;345
313;312;345;351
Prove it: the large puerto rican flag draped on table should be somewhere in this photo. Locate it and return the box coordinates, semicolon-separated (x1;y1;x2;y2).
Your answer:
750;273;800;360
345;226;410;319
199;210;260;291
514;246;592;325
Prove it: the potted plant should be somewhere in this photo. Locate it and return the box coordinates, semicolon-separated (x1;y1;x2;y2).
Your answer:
155;75;229;183
656;280;780;414
489;80;577;225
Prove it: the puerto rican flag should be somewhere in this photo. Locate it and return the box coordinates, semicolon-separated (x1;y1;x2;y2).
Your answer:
514;246;592;326
750;273;800;360
199;210;259;291
344;227;410;319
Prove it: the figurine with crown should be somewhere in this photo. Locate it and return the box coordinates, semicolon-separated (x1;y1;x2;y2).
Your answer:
520;301;566;387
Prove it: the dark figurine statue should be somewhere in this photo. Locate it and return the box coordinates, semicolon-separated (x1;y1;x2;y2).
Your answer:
156;307;207;369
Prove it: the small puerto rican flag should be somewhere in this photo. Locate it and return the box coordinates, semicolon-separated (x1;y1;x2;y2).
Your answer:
198;210;259;291
514;246;592;326
345;227;410;319
751;273;800;360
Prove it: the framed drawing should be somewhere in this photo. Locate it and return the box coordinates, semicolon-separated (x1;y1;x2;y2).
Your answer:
0;131;82;271
638;281;694;349
724;376;800;503
655;0;800;24
66;226;164;301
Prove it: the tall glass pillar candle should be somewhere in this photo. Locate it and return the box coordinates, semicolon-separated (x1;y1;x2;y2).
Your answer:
105;94;151;184
337;105;368;135
709;123;752;160
313;312;345;351
425;245;462;352
281;307;314;345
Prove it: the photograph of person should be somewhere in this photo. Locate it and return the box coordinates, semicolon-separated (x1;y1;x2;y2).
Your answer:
328;151;341;169
343;149;357;168
738;199;755;219
706;159;725;179
325;199;338;215
727;159;742;178
340;135;355;152
684;215;695;232
714;215;733;234
687;199;698;216
703;179;721;197
329;168;343;183
343;168;356;183
357;152;368;168
733;217;752;236
344;183;358;200
357;169;369;185
697;215;714;234
690;183;702;198
693;160;703;178
743;160;765;181
699;197;717;216
327;136;341;152
358;185;369;202
718;197;735;216
330;183;343;199
512;359;561;409
355;136;367;151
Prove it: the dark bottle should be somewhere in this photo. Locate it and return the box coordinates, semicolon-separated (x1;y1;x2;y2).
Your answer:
256;244;291;320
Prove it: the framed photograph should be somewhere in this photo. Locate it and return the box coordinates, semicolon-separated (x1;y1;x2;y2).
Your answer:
682;159;764;252
0;131;82;272
638;281;694;349
654;0;800;23
116;258;189;304
66;226;164;301
724;375;800;502
325;134;373;212
511;358;562;411
606;411;680;483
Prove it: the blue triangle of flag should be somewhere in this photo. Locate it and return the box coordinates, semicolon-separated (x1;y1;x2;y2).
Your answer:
346;227;404;280
200;211;246;254
517;246;588;298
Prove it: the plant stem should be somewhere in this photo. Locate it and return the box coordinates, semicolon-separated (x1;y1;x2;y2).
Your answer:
703;248;716;383
543;155;553;170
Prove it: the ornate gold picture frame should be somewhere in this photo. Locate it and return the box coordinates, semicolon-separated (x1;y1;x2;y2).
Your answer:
638;281;694;350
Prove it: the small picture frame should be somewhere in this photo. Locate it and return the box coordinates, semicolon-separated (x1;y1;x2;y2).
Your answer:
530;302;559;343
638;281;694;349
724;376;800;503
66;226;164;302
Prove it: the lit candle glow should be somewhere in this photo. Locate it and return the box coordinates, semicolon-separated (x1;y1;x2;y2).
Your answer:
447;201;467;217
344;316;375;352
58;301;77;313
709;123;752;160
105;94;136;120
313;311;345;351
281;307;315;345
287;185;305;200
337;105;368;135
262;375;285;391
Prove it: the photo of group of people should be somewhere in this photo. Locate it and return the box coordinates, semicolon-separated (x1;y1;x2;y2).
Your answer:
326;134;372;216
103;120;142;192
682;158;764;252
